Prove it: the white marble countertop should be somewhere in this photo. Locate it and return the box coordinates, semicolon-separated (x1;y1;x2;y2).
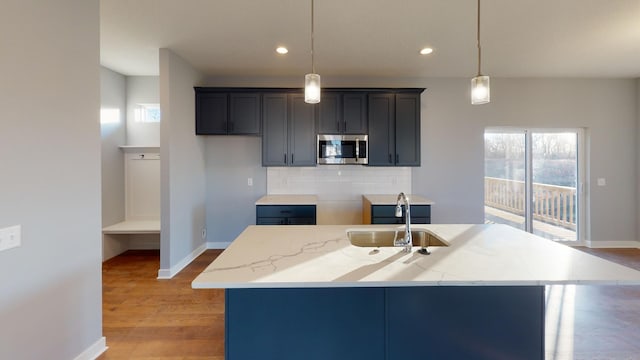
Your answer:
363;194;435;205
255;195;318;206
192;224;640;289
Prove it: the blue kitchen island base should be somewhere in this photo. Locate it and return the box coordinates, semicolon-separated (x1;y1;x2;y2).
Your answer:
226;286;545;360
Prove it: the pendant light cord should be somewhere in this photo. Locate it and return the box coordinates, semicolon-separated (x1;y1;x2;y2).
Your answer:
476;0;482;76
311;0;315;74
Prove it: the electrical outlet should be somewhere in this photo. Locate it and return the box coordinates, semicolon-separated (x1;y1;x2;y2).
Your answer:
201;228;207;240
0;225;21;252
597;178;606;186
247;177;253;187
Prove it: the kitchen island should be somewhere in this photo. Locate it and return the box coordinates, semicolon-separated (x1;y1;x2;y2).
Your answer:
192;224;640;360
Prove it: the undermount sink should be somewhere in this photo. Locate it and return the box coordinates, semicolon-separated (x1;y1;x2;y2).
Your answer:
346;229;449;248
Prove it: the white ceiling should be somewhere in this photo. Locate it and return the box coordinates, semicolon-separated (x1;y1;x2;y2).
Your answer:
100;0;640;78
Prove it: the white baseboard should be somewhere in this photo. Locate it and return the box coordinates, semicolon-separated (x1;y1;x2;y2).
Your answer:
157;243;207;279
207;241;231;249
585;240;640;249
73;337;107;360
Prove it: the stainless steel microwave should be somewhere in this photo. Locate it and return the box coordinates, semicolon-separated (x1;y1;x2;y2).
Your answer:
317;134;368;165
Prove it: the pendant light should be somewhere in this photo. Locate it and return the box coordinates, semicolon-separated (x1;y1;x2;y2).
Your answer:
471;0;490;105
304;0;321;104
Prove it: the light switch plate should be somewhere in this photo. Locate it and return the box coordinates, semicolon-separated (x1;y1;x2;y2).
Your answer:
597;178;606;186
0;225;21;252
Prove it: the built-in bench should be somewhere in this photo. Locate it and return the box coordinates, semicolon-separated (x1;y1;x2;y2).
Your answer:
102;220;161;261
102;219;160;235
102;146;161;261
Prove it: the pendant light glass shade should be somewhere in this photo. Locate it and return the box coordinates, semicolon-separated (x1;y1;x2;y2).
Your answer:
304;73;321;104
304;0;320;104
471;0;490;105
471;75;490;105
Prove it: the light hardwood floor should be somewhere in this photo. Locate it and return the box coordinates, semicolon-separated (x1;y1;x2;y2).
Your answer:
99;250;224;360
99;247;640;359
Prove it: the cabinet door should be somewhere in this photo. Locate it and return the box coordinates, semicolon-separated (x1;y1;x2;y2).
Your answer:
229;93;261;135
367;93;395;166
195;93;227;134
395;93;421;166
342;92;367;134
262;93;288;166
288;94;316;166
226;288;385;360
386;287;545;360
316;92;341;134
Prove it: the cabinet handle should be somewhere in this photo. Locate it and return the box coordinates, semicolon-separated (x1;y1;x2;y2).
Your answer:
291;153;295;164
284;153;287;164
388;154;392;163
396;154;399;163
343;121;347;132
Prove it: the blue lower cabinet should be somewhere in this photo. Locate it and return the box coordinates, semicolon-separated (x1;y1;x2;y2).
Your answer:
386;286;544;360
370;204;431;224
225;286;544;360
226;288;386;360
256;205;317;225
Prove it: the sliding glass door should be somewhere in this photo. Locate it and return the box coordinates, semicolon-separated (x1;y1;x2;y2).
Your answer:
484;128;584;242
484;131;526;231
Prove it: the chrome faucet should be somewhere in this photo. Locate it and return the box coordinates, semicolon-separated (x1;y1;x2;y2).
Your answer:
394;192;412;253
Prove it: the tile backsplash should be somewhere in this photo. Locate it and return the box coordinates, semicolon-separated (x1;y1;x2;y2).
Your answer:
267;166;412;225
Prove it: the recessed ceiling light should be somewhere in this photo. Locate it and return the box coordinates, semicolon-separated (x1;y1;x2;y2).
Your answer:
276;47;289;54
420;47;434;55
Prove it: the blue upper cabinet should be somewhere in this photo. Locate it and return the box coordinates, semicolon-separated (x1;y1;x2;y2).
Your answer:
395;92;421;166
261;93;289;166
262;92;316;167
195;88;261;135
195;87;422;167
317;91;367;134
195;92;227;134
368;90;422;166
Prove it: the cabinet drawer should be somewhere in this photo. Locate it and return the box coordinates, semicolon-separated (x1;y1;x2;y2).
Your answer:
410;217;431;224
287;217;316;225
371;205;430;218
257;205;316;218
371;216;431;225
371;217;404;225
256;217;286;225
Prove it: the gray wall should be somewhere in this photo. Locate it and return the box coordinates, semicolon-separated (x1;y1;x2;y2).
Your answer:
205;137;266;246
127;76;160;145
413;78;638;243
0;0;103;359
203;76;638;244
637;78;640;244
101;67;127;227
159;48;207;273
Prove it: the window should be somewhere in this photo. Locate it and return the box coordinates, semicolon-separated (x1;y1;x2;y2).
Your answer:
134;103;161;123
100;108;121;124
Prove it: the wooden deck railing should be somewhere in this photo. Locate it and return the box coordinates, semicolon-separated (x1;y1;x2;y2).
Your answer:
484;177;577;230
